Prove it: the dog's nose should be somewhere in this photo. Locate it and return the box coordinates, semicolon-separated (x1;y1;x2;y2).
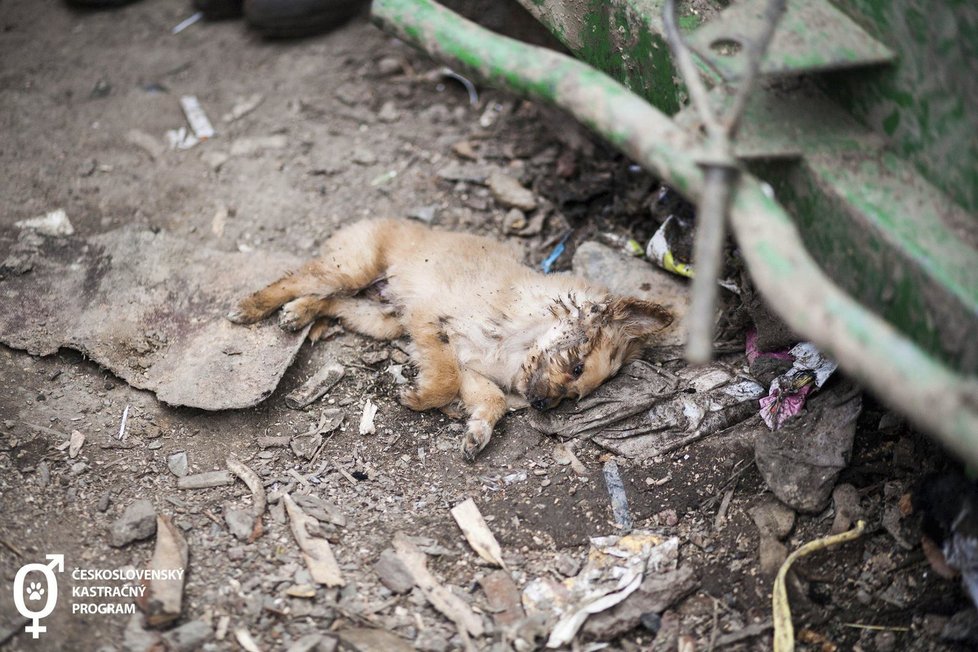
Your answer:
530;397;549;411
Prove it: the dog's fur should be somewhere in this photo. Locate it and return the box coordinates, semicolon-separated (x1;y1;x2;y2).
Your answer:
228;219;672;460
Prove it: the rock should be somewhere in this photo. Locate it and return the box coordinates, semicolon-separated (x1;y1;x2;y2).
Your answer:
487;171;537;211
502;208;527;233
754;381;861;513
225;509;254;541
123;613;161;652
748;496;796;540
376;57;403;76
554;552;582;577
161;620;212;651
414;629;449;652
97;491;111;513
167;451;188;477
757;537;788;578
377;101;399;123
372;548;414;594
451;140;478;160
110;499;157;547
361;350;389;365
291;433;323;460
479;569;524;628
352;148;377;165
436;163;489;184
572;241;690;348
407;205;437;223
830;483;864;534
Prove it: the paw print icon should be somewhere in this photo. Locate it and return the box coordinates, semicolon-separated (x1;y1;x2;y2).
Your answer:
26;582;44;601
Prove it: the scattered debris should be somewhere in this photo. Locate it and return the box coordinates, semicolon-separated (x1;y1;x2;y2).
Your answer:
286;362;345;410
773;521;865;652
222;93;264;123
450;498;506;568
540;232;571;274
392;532;484;641
15;209;73;237
358;399;379;435
177;470;234;490
759;342;839;430
136;515;189;628
179;95;215;142
117;405;130;440
531;361;763;459
110;499;157;547
160;619;211;651
166;451;188;477
291;493;346;527
437;66;479;106
225;509;254;541
234;627;262;652
171;11;203;35
646;214;695;278
67;429;85;459
230;135;288;157
284;494;344;587
602;460;633;531
227;456;267;541
337;627;412;652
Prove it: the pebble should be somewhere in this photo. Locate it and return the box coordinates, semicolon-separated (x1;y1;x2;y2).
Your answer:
376;56;403;76
110;499;157;547
225;509;254;541
377;101;400;123
352;148;377;165
167;451;189;477
97;491;111;512
372;548;414;594
487;171;537;211
407;205;437;223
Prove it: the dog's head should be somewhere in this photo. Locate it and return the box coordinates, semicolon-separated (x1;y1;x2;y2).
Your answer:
517;295;672;411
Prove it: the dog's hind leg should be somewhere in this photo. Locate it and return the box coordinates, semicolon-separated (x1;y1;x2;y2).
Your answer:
459;369;507;462
227;219;395;324
280;296;404;340
399;313;461;412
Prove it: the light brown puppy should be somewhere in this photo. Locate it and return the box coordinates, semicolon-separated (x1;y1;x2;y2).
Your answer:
229;219;672;460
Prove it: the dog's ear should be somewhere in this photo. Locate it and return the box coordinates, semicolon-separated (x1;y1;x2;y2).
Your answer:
607;297;673;337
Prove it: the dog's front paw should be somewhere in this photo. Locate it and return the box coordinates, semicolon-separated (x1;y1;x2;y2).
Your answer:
461;419;493;463
399;387;427;412
226;296;265;324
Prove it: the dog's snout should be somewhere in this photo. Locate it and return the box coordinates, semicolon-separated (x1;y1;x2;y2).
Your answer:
530;397;549;411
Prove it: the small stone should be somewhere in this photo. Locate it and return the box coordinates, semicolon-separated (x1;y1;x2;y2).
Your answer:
487;171;537;211
228;546;246;561
225;509;254;541
502;208;527;233
373;548;414;594
657;509;679;527
70;462;88;475
749;497;796;540
291;433;323;460
97;491;111;513
110;499;157;547
352;148;377;165
407;205;437;223
452;140;478;160
377;101;399;123
161;620;212;652
554;553;582;577
167;451;189;477
376;57;403;76
391;350;409;364
414;630;449;652
361;350;389;365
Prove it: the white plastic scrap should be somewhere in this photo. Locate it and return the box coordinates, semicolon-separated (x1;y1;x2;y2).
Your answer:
358;399;378;435
520;531;678;648
180;95;215;140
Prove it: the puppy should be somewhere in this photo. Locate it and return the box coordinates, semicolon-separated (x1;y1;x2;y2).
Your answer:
228;219;672;460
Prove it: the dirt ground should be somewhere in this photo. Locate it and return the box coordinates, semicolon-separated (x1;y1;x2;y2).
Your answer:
0;1;974;651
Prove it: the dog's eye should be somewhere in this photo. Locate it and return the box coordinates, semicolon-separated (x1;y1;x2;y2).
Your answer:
572;362;585;378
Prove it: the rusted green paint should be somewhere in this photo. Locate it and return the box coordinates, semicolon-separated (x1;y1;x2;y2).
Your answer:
825;0;978;214
752;154;978;373
686;0;894;80
514;0;683;115
370;0;978;465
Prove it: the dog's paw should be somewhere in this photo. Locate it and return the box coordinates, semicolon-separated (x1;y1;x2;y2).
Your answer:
461;419;493;463
226;298;264;324
399;387;427;411
279;300;314;332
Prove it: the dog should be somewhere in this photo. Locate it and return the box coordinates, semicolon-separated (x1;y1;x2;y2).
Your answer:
228;218;672;460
